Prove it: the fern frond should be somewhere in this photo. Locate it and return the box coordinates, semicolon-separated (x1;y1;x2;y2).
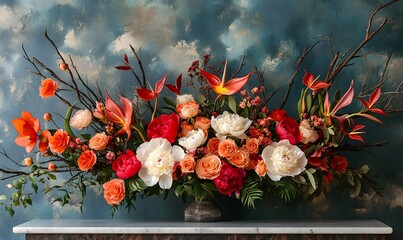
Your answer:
274;179;299;202
240;175;263;208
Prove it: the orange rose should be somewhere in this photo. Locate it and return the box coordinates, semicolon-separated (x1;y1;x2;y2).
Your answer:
243;138;259;154
77;150;97;171
39;78;58;98
89;132;110;150
206;137;220;155
103;178;125;205
179;121;194;137
176;101;199;119
49;129;70;154
218;138;238;159
245;154;262;170
194;116;211;130
255;160;267;177
180;154;196;173
195;154;222;180
228;149;250;168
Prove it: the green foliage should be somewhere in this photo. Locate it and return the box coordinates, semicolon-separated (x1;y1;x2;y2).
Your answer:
240;174;263;208
274;178;299;202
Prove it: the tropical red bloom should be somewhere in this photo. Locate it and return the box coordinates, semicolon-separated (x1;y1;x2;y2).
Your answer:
12;111;40;153
358;87;386;116
348;124;366;142
165;73;182;95
302;71;331;91
136;74;168;101
200;60;253;96
104;91;133;140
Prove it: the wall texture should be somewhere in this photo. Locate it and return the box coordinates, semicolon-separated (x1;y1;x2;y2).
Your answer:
0;1;402;239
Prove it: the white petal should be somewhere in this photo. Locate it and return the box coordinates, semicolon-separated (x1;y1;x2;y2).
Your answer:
138;168;158;186
171;145;185;161
136;142;150;162
158;174;173;189
149;138;172;151
267;172;283;181
215;133;226;141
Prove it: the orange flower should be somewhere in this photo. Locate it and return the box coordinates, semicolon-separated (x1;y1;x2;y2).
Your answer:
39;78;58;98
176;101;200;119
180;154;196;173
12;111;40;153
194;116;211;130
179;121;194;137
103;178;125;205
245;154;262;170
195;154;222;180
243;138;259;154
228;149;250;168
48;129;70;154
38;130;52;153
254;160;267;177
89;132;110;150
206;137;220;155
77;150;97;171
218;138;238;159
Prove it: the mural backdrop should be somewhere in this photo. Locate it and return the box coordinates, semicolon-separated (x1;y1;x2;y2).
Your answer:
0;0;402;239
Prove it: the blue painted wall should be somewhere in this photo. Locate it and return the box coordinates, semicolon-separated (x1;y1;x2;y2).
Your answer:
0;1;402;239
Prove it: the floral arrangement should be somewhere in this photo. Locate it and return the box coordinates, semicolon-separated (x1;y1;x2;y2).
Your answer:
0;2;401;217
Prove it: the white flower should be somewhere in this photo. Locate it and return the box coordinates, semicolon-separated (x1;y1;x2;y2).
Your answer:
299;119;319;144
69;109;92;130
178;128;206;151
262;140;307;181
136;138;185;189
176;94;195;105
210;111;252;140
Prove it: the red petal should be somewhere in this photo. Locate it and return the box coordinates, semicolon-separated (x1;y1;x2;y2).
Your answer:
331;80;354;115
302;71;314;87
352;124;365;131
136;88;157;101
310;81;331;91
123;53;129;63
200;69;221;87
369;87;381;107
357;113;384;124
349;134;365;142
165;84;180;95
358;97;371;109
176;73;182;92
155;74;168;94
324;92;330;116
222;72;254;95
369;108;387;116
115;66;132;70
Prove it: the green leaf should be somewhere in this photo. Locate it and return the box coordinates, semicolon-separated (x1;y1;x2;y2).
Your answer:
5;205;15;217
353;177;362;197
174;185;185;197
228;96;237;113
305;170;317;189
48;174;57;180
163;97;176;108
306;93;312;112
31;182;38;194
240;175;263;208
274;179;299;202
64;103;77;138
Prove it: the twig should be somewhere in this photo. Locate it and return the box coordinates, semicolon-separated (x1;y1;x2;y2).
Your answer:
230;53;246;79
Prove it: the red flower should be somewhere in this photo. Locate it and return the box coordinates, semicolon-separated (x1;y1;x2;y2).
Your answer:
276;117;302;145
112;150;142;179
136;74;167;101
302;71;331;91
330;155;348;173
12;111;40;153
270;109;287;122
147;113;180;143
213;162;246;197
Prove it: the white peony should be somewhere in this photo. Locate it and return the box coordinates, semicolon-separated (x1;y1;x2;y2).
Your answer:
299;119;319;144
210;111;252;140
69;109;92;130
136;138;185;189
176;94;195;105
262;139;307;181
178;128;206;151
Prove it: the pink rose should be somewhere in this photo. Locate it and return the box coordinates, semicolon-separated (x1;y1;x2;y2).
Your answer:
276;117;302;144
70;109;92;130
213;162;245;196
112;150;142;179
147;113;180;143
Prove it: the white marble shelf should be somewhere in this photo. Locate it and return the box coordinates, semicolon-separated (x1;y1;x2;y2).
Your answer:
13;219;393;235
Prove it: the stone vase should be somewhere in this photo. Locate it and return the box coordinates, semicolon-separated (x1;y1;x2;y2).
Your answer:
184;198;222;222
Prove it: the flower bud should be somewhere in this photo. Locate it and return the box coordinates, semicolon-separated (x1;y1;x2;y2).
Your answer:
23;157;33;166
43;112;52;121
59;62;68;71
48;163;57;172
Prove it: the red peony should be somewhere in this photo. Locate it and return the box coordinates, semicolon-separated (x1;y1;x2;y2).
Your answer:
270;109;287;122
276;117;302;145
112;150;142;179
213;162;246;196
147;113;180;143
330;155;348;173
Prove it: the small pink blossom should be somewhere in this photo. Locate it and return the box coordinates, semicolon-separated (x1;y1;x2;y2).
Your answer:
70;109;92;130
240;90;247;96
251;87;259;94
239;102;246;109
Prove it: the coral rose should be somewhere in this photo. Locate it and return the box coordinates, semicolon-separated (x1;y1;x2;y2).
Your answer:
77;150;97;171
103;178;125;205
194;116;211;130
213;162;245;196
179;121;194;137
276;117;302;145
228;149;250;168
176;101;200;119
112;150;141;179
254;160;267;177
195;154;222;180
206;137;220;155
243;138;259;154
180;154;196;173
70;109;92;130
49;129;70;154
218;138;238;159
89;132;110;150
39;78;58;98
147;113;180;143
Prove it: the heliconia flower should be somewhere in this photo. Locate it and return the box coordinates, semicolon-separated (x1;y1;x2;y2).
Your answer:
114;53;132;71
12;111;40;153
165;73;182;95
136;74;168;101
302;71;331;91
348;124;366;142
200;60;253;96
358;86;386;116
323;80;354;126
104;91;133;140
